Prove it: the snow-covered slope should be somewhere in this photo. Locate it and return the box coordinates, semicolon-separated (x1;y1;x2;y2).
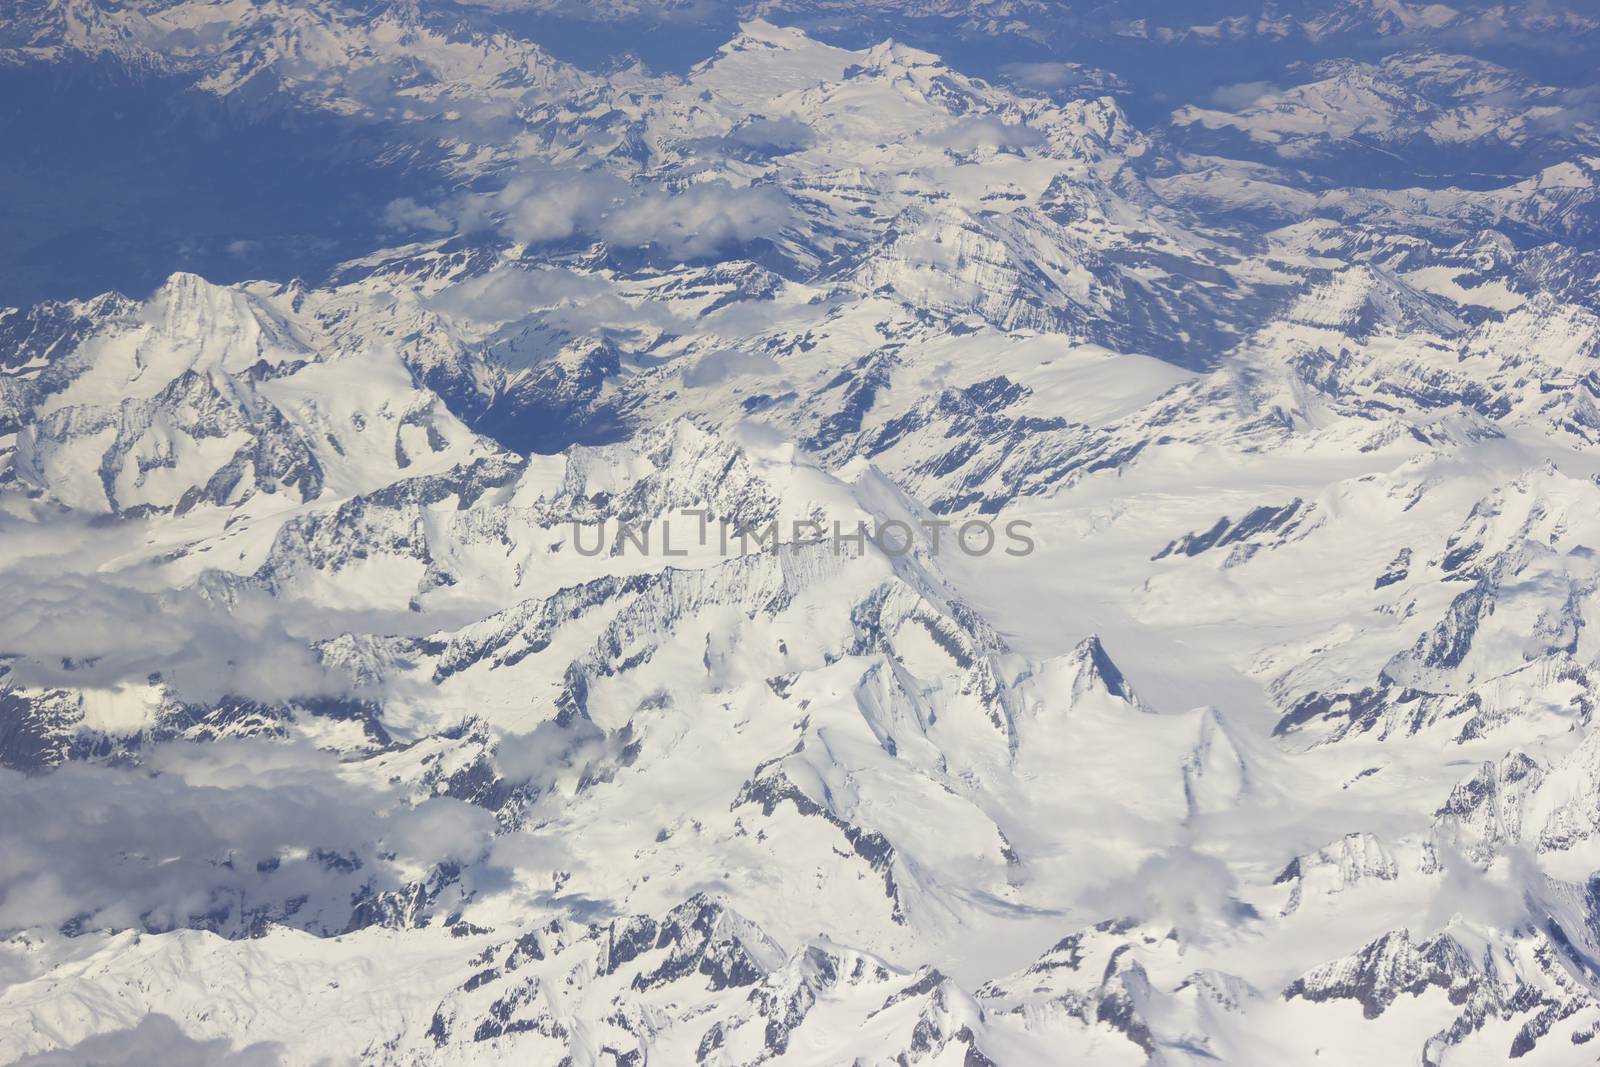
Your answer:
5;4;1600;1066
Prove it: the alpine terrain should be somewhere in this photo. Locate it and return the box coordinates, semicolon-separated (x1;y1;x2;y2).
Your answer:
4;1;1600;1064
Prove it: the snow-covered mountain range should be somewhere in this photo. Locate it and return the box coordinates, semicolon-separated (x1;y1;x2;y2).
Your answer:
4;1;1600;1064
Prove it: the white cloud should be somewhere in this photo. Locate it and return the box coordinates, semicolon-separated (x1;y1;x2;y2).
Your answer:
429;265;685;335
491;174;624;245
0;509;353;705
0;740;495;935
597;181;792;259
999;62;1121;93
12;1015;283;1067
681;348;782;388
926;116;1044;152
1001;62;1082;89
1081;845;1255;941
381;196;456;234
1207;81;1279;110
1423;845;1533;933
0;568;349;704
397;174;791;261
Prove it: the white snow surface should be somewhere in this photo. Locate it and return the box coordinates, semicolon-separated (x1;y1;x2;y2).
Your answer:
3;5;1600;1065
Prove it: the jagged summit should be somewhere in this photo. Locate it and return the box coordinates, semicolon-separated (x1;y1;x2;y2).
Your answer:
1065;634;1141;706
